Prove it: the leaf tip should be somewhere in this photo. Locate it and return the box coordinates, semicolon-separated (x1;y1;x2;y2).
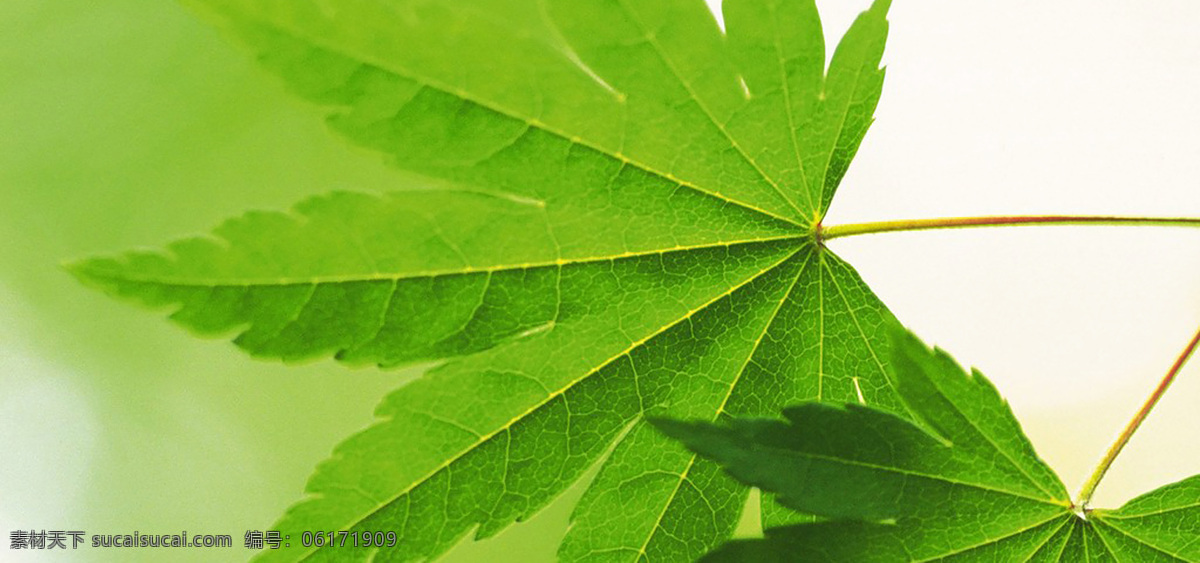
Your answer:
645;416;692;440
62;256;116;289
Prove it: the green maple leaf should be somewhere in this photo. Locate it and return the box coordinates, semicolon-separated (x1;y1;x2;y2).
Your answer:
654;328;1200;562
69;0;907;560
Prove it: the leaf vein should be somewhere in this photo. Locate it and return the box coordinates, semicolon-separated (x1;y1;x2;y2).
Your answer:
296;246;804;560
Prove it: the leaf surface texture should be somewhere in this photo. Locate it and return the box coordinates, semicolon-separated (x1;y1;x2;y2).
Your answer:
69;1;944;561
655;329;1200;562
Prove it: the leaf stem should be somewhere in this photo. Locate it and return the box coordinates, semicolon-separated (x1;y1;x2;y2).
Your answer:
821;213;1200;508
1075;326;1200;509
820;215;1200;241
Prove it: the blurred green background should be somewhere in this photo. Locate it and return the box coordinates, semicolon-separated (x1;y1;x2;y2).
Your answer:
6;2;1200;562
0;2;594;561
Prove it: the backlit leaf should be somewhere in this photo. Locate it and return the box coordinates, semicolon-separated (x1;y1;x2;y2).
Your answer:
71;1;908;561
655;328;1200;561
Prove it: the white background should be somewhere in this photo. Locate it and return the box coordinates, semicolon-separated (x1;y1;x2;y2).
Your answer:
730;0;1200;509
2;3;1199;561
